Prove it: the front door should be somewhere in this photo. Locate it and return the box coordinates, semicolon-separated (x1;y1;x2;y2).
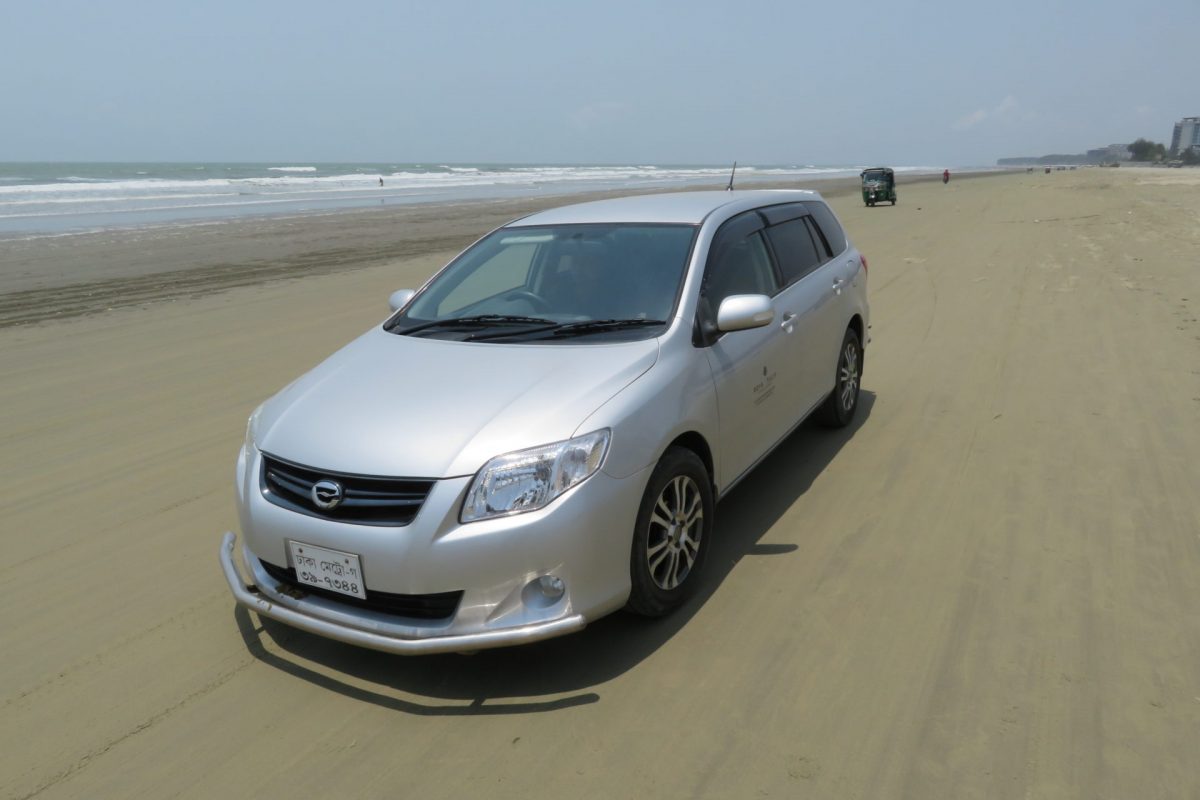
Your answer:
700;220;794;487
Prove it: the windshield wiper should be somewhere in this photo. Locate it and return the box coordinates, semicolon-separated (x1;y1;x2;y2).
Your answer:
398;314;556;336
549;319;668;338
464;321;565;341
467;318;668;342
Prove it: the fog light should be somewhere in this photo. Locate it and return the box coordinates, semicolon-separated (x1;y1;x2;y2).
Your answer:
537;575;565;600
521;574;566;609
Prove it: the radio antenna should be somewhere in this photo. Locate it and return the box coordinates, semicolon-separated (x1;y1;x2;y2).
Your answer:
725;161;737;191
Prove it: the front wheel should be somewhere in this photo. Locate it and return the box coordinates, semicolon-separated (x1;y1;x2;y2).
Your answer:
625;447;714;617
817;327;863;428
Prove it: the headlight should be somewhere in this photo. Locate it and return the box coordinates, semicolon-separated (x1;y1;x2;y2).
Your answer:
243;407;262;453
461;429;611;523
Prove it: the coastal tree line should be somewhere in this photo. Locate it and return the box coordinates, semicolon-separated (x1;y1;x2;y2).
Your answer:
1128;138;1167;161
1127;137;1198;164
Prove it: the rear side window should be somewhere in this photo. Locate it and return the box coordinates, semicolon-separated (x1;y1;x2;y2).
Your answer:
765;218;823;284
804;201;847;256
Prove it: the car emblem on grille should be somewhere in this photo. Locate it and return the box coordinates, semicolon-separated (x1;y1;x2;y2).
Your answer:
311;479;344;510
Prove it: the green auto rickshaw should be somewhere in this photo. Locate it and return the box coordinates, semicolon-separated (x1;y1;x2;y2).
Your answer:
860;167;896;207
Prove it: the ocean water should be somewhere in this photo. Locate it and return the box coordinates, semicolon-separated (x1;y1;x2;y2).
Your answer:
0;162;946;239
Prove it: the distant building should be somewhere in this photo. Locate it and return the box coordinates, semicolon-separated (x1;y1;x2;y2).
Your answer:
1086;144;1130;162
1170;117;1200;156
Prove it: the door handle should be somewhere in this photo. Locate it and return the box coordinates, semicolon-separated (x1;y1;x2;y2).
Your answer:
832;278;845;294
779;312;796;330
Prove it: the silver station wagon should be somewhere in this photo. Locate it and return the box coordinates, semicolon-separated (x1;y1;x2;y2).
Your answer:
219;190;870;654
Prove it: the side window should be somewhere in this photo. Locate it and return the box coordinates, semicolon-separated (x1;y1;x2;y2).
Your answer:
804;217;831;262
702;230;778;310
804;201;847;256
765;218;823;285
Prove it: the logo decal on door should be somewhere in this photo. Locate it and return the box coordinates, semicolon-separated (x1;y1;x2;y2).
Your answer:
753;366;777;405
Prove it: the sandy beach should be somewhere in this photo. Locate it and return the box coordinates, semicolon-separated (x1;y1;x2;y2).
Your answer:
2;168;1199;798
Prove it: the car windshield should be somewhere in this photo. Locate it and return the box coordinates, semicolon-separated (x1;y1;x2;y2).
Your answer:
387;223;696;343
863;171;888;182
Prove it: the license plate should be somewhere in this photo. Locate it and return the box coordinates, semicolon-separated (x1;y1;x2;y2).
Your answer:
287;541;367;599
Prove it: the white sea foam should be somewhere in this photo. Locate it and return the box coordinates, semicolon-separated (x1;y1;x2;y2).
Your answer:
0;192;238;208
0;165;872;199
268;166;318;172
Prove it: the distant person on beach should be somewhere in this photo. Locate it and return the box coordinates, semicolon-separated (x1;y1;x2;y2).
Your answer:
379;177;384;187
942;169;950;184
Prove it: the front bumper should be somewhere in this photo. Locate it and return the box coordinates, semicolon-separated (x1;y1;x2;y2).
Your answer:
219;531;587;655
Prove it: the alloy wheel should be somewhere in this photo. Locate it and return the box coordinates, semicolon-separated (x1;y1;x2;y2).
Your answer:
645;475;704;591
839;340;860;412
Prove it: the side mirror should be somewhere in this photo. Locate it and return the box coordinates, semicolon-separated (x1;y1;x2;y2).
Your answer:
716;294;774;332
388;289;415;312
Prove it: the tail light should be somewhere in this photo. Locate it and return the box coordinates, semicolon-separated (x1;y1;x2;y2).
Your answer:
860;254;869;274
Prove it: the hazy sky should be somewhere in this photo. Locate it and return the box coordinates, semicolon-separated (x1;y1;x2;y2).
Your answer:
3;0;1196;165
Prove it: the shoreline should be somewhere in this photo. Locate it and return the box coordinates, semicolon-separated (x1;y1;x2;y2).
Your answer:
0;171;1004;328
0;163;977;240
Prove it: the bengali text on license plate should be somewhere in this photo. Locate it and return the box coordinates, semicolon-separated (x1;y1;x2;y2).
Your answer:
287;541;367;599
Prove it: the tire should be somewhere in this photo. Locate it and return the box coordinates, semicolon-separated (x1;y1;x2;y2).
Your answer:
817;327;863;428
625;447;714;617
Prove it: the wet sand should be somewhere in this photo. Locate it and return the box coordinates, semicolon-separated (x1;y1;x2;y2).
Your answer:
0;173;951;327
2;168;1199;799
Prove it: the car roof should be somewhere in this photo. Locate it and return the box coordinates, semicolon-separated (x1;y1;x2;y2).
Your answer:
508;189;822;227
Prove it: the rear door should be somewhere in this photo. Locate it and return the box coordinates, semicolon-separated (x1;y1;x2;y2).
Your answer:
761;206;843;413
804;201;864;376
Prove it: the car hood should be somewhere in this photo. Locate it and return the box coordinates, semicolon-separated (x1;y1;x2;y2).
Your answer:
256;326;659;478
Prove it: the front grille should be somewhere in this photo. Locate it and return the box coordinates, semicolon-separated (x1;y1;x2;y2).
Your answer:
260;454;434;526
259;559;463;620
